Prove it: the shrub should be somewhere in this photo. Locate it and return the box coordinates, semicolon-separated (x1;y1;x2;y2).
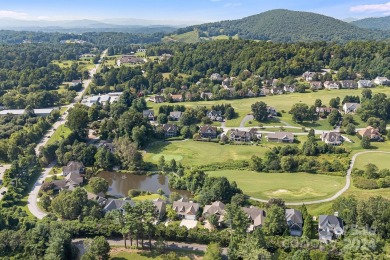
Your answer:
354;177;379;189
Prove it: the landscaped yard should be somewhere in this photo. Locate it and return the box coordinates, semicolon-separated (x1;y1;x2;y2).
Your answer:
143;140;267;166
47;125;72;145
207;170;345;202
353;152;390;170
147;88;390;128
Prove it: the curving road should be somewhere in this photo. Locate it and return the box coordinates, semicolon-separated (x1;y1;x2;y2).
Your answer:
28;50;107;219
250;151;390;206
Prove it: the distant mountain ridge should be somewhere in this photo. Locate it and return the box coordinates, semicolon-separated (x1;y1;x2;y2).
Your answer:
352;16;390;31
172;9;389;42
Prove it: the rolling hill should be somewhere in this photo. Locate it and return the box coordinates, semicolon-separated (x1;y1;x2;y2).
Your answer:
171;9;388;43
352;16;390;31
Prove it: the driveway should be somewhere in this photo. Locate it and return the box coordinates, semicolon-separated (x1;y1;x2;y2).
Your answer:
180;219;198;229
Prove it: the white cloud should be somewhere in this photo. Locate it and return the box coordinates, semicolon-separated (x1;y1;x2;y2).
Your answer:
350;2;390;13
224;2;242;7
0;10;28;19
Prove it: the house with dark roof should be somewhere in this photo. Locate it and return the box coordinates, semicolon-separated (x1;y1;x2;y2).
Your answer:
162;124;178;138
342;103;361;114
207;110;223;122
321;132;344;145
340;80;357;89
64;172;84;190
358;80;373;88
318;215;344;242
172;198;200;220
242;206;266;232
199;125;217;139
267;132;295;143
103;198;135;213
62;161;85;177
142;110;155;121
153;198;167;219
148;95;165;103
285;209;303;237
358;126;383;142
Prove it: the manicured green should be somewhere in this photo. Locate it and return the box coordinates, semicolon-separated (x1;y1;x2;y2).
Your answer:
143;140;266;166
132;194;164;201
148;88;390;128
207;170;345;202
110;249;201;260
47;125;72;145
353;152;390;170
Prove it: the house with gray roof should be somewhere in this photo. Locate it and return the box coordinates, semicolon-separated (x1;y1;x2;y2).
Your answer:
153;198;167;219
285;209;303;237
203;201;226;226
242;206;266;232
64;172;84;190
267;132;295;143
340;80;357;89
62;161;85;176
318;215;344;242
103;198;135;213
142;110;155;121
162;124;178;138
310;81;323;90
169;111;183;121
210;73;223;81
374;76;390;86
230;129;253;142
342;103;361;114
358;80;373;88
324;81;339;90
321;132;344;145
172;198;200;220
199;125;217;139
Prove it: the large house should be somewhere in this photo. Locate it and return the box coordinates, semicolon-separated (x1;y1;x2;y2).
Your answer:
302;71;316;82
285;209;303;237
324;81;339;90
62;161;85;176
271;86;284;95
230;129;254;142
153;198;167;219
284;85;296;93
358;126;383;141
201;92;213;100
267;132;295;143
148;95;165;103
342;103;361;114
374;76;390;86
162;124;179;138
210;73;223;81
170;94;184;102
0;108;57;117
172;198;200;220
358;80;373;88
242;206;266;232
199;125;217;139
104;198;135;213
142;110;155;121
310;81;323;90
169;111;183;121
340;80;357;89
207;110;223;122
64;172;84;190
321;132;344;145
116;55;145;66
318;215;344;242
203;201;226;225
267;106;278;117
81;92;122;107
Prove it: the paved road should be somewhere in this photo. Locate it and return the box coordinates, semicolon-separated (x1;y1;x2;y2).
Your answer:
0;164;10;200
28;50;107;219
73;238;227;259
250;151;390;206
240;114;254;128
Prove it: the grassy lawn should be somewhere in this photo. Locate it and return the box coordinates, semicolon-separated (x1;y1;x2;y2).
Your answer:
110;248;203;260
207;170;345;202
132;194;164;201
353;152;390;170
143;140;268;166
163;30;200;43
148;88;390;128
47;125;71;145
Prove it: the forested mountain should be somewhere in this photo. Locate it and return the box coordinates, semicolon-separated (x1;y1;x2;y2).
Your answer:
174;9;388;42
352;16;390;31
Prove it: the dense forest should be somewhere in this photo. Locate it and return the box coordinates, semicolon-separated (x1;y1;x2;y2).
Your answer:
175;9;389;42
352;15;390;31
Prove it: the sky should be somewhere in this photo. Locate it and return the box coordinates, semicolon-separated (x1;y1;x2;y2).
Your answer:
1;0;390;23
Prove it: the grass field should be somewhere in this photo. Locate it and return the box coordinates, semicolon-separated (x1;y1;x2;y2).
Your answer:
207;170;345;202
110;248;202;260
353;152;390;170
52;59;95;70
143;140;267;166
163;30;200;43
47;125;72;145
147;88;390;128
132;194;164;201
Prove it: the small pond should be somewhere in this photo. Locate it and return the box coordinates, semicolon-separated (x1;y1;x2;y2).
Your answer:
98;171;190;198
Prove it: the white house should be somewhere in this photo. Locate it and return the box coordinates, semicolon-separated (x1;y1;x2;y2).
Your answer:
324;81;339;90
343;103;361;114
358;80;373;88
374;77;390;86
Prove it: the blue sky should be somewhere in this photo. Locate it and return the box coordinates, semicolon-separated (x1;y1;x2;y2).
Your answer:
1;0;390;22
